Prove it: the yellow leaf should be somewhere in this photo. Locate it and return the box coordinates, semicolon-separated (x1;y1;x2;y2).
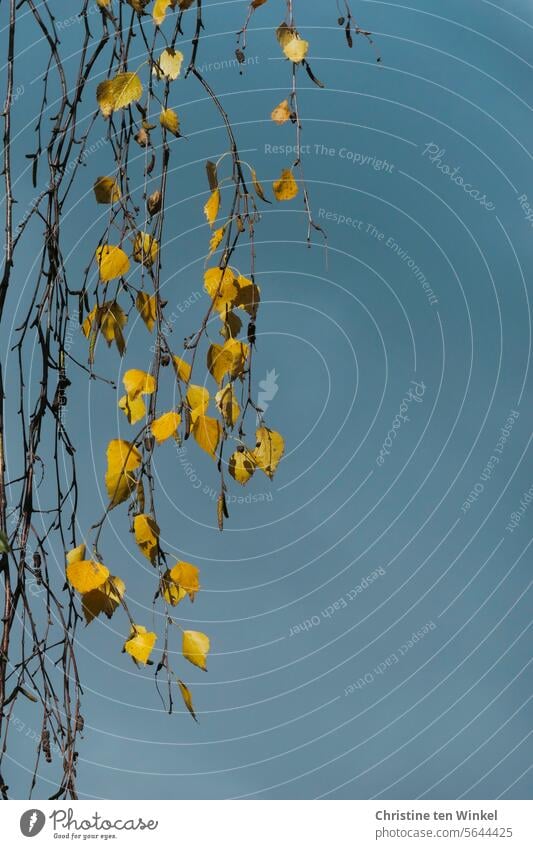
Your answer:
150;411;181;443
96;0;111;7
182;629;210;671
161;570;188;606
192;414;221;459
135;291;157;332
118;393;146;425
133;513;160;564
208;226;225;256
207;338;248;384
172;355;191;384
66;543;86;565
220;310;242;341
112;72;143;108
235;275;260;317
160;107;180;137
127;0;149;10
82;576;125;625
97;73;143;116
123;368;156;399
93;175;121;203
177;680;197;721
124;625;157;665
152;0;172;25
273;168;298;201
96;245;130;281
215;384;240;428
204;266;239;315
83;302;127;357
283;36;309;63
105;439;142;507
204;188;220;227
251;168;269;202
187;385;209;422
67;560;109;594
229;450;256;485
169;561;200;601
253;426;285;478
153;48;184;80
275;22;294;49
133;232;158;267
271;98;291;125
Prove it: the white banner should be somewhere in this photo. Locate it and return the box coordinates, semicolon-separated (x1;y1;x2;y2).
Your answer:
2;800;532;848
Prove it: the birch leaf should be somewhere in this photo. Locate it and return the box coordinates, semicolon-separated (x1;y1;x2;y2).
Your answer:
133;514;160;564
172;355;191;383
229;450;256;485
96;245;130;281
177;680;197;721
283;36;309;63
215;384;240;428
182;630;210;671
124;625;157;665
150;411;181;443
253;426;285;478
271;99;291;125
192;414;221;459
133;232;158;267
82;577;125;625
153;48;184;80
123;369;156;399
161;570;188;606
135;291;157;332
118;393;146;425
67;560;109;594
66;543;86;565
93;176;121;203
160;107;180;136
105;439;142;507
273;168;298;201
169;561;200;601
204;188;220;227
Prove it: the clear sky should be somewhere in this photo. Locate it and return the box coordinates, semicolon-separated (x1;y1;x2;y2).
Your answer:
2;0;532;799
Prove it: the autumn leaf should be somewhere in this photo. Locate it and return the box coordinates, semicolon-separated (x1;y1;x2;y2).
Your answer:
204;188;220;227
208;226;225;256
192;414;221;459
251;168;269;202
124;625;157;665
172;355;191;383
229;449;256;485
105;439;142;507
273;168;298;201
67;560;109;594
66;543;86;565
235;275;260;317
133;232;158;267
160;107;180;137
118;393;146;425
123;369;156;399
253;426;285;478
153;0;174;25
169;561;200;601
82;577;125;625
177;680;197;721
95;245;130;281
133;514;160;564
204;266;239;315
160;570;188;606
207;338;249;384
182;630;210;671
271;99;291;125
186;385;209;422
83;302;127;359
93;176;121;204
135;291;157;332
215;384;240;428
150;411;181;443
97;72;143;116
283;36;309;63
153;48;184;80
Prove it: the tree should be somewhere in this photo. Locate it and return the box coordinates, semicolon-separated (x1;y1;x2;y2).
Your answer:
0;0;375;798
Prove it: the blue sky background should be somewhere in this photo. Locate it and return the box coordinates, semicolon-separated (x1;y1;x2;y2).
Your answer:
1;0;532;799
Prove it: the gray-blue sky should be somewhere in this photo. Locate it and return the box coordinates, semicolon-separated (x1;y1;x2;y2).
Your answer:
1;0;532;799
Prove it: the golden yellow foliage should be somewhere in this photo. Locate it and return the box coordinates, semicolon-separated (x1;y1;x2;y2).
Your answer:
253;426;285;478
135;291;157;333
150;411;181;443
93;176;121;204
105;439;142;507
204;188;220;227
153;48;184;80
229;450;256;485
97;72;143;116
160;107;180;136
177;680;197;721
207;338;249;384
95;245;130;281
67;560;109;594
82;577;125;625
192;414;221;459
273;168;298;201
124;625;157;665
133;232;158;268
133;514;160;564
169;561;200;601
271;99;291;125
182;630;210;671
215;384;240;428
172;355;191;383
